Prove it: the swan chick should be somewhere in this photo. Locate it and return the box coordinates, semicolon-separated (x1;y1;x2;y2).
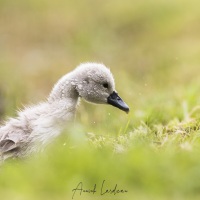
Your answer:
0;63;129;161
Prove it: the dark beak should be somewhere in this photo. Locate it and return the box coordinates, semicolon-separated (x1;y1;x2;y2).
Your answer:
107;91;130;113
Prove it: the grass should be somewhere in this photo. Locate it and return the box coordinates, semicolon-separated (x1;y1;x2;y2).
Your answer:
1;0;200;199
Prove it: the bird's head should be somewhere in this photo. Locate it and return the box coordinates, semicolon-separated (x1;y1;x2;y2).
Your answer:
74;63;130;113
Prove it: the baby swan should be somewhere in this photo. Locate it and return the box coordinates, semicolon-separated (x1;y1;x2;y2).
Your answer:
0;63;129;161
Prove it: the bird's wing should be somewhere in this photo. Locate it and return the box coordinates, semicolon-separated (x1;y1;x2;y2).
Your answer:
0;139;18;153
0;131;24;162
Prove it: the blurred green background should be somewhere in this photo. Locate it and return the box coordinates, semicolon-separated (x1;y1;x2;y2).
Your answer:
1;0;200;199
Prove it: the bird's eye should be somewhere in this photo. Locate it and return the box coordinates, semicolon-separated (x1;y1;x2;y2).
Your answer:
84;78;89;84
103;83;109;88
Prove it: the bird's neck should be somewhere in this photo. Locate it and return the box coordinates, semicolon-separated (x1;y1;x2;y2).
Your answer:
48;73;79;103
47;73;80;124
